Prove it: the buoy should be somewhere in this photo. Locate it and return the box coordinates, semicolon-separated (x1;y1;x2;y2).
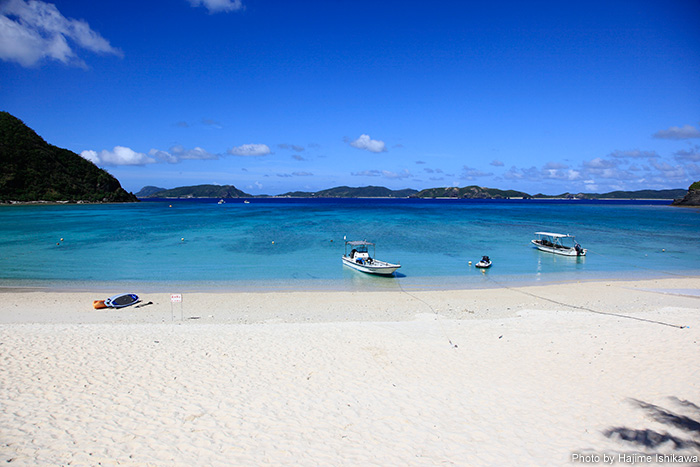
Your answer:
468;261;472;265
60;238;64;242
169;205;172;208
181;238;184;242
272;241;275;244
662;249;665;252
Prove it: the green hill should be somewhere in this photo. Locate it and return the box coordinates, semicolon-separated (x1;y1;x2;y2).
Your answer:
533;189;686;199
411;186;530;199
135;185;167;197
139;184;252;198
0;111;138;203
278;185;417;198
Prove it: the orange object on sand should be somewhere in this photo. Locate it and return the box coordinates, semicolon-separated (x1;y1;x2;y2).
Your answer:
93;300;107;309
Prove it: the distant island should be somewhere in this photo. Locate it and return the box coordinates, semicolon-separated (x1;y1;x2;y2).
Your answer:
137;184;251;199
0;111;138;203
137;183;687;201
671;181;700;206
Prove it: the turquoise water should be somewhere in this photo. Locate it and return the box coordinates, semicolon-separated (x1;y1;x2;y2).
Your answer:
0;198;698;291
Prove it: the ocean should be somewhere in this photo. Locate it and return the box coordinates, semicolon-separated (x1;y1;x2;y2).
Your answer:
0;198;698;291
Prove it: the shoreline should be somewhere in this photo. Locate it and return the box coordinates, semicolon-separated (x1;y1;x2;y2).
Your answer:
1;276;698;325
1;277;698;465
1;268;698;295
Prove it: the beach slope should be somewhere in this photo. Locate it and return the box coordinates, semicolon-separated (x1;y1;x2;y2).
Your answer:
1;278;698;465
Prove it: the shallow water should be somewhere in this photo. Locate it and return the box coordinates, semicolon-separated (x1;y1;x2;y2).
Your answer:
0;198;698;291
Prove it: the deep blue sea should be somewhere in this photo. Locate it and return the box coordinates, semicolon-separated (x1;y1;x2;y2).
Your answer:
0;198;698;291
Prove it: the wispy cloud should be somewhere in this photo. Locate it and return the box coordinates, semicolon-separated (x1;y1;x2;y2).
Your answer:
351;169;411;179
202;118;223;129
187;0;244;14
0;0;122;68
490;160;504;167
149;145;218;164
608;149;659;159
653;124;700;140
227;144;271;156
81;147;154;166
461;166;493;180
278;143;305;152
277;171;313;178
674;145;700;162
348;134;387;153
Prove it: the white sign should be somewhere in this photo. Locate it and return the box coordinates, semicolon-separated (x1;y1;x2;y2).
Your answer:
170;294;182;303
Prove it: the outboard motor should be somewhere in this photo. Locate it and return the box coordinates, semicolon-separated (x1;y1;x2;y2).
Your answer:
575;243;583;255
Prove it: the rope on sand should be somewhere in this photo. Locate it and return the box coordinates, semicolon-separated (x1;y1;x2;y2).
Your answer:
484;275;688;329
396;279;459;348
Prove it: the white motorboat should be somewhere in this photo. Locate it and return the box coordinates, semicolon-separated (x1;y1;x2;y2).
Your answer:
531;232;586;256
342;240;401;275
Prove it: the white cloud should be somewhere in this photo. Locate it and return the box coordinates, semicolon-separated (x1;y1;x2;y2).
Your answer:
149;145;218;164
490;160;504;167
653;124;700;140
348;134;387;153
81;146;155;166
227;144;271;156
0;0;122;67
188;0;244;13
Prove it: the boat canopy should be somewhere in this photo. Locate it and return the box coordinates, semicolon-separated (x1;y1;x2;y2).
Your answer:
345;240;375;255
345;240;374;246
534;232;575;238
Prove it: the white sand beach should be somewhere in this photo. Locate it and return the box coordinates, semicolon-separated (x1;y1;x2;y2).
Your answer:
1;277;699;466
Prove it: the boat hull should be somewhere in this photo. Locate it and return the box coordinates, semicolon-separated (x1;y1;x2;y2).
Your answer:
342;256;400;275
531;240;586;256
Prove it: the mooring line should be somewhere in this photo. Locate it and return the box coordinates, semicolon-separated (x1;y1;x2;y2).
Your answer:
396;279;459;348
484;275;687;329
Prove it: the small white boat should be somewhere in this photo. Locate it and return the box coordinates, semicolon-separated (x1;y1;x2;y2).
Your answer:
475;255;492;268
218;199;225;204
532;232;586;256
342;240;401;275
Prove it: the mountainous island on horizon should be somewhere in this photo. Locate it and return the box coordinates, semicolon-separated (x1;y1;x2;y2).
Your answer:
136;184;689;201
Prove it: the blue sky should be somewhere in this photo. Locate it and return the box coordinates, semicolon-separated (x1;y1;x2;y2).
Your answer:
2;0;699;195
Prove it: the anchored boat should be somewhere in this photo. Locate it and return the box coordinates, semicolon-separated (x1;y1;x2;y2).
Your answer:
531;232;586;256
342;240;401;275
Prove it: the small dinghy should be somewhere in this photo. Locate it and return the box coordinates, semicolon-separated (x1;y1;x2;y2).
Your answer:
103;293;140;308
475;255;492;268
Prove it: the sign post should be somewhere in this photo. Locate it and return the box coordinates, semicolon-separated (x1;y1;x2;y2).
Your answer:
170;293;182;321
